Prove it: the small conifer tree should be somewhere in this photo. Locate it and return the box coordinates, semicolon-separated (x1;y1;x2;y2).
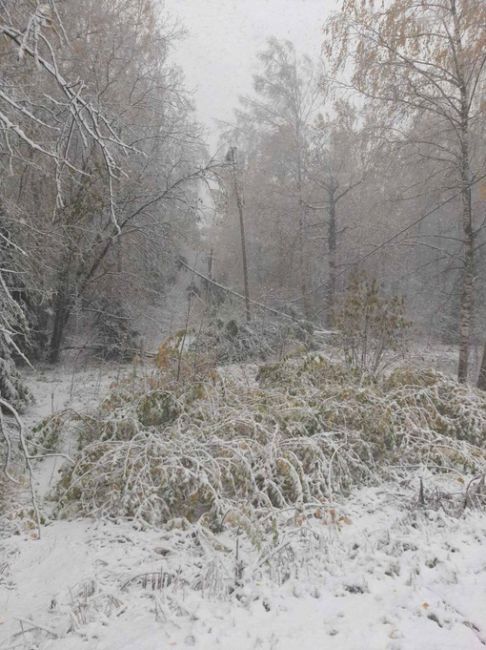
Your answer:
335;271;410;374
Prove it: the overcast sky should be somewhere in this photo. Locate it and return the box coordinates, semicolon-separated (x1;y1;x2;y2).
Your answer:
162;0;339;148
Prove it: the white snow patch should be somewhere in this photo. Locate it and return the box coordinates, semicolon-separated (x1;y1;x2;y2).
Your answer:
1;481;486;649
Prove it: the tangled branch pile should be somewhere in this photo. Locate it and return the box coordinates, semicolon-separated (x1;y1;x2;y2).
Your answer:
55;356;486;528
188;315;316;364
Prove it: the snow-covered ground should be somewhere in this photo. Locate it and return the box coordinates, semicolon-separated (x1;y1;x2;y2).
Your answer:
1;361;486;650
2;480;486;649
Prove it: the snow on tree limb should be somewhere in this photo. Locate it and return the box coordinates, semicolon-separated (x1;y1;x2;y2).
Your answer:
0;5;139;232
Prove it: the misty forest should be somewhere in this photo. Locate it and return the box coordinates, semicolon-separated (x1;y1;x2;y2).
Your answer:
1;1;486;648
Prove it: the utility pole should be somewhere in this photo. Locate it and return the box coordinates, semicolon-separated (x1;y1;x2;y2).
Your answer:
205;248;214;306
227;147;251;322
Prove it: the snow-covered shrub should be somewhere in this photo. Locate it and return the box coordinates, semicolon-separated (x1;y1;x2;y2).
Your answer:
0;276;32;411
0;350;31;410
27;409;82;454
136;391;181;427
189;315;314;364
56;355;486;528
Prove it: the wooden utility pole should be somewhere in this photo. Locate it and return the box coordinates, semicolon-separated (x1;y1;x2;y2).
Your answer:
228;147;251;322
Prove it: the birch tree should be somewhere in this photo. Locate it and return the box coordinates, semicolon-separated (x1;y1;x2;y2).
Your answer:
324;0;486;381
308;101;372;325
238;38;322;317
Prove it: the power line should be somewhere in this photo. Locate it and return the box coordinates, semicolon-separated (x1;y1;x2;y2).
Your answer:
178;257;333;332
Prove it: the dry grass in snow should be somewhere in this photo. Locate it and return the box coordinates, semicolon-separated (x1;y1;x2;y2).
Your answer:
52;355;486;528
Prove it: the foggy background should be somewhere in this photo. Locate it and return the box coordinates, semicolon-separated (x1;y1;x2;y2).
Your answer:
163;0;339;143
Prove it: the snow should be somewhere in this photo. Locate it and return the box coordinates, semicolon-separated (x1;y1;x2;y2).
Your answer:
21;363;128;499
1;363;486;649
2;479;486;649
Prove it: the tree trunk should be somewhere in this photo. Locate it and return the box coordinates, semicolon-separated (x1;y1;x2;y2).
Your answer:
49;299;71;364
233;166;251;322
327;188;337;328
457;233;474;382
453;0;475;384
456;125;474;383
48;273;72;364
477;342;486;391
294;117;310;319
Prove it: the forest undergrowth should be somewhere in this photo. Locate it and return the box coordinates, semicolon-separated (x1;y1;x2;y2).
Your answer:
2;347;486;649
29;347;486;532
